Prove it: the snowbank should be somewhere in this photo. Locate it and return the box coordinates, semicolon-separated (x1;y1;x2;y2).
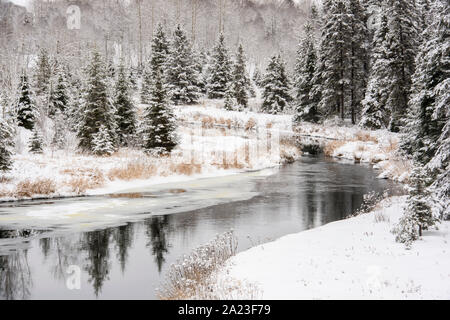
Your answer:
216;196;450;299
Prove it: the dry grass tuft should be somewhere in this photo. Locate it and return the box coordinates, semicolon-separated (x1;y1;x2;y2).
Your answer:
201;116;215;129
245;118;257;131
108;162;157;181
168;163;202;176
15;179;56;197
158;231;238;300
324;140;346;157
355;131;378;143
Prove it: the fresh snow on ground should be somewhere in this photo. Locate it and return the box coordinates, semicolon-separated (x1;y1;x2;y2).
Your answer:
216;196;450;299
1;101;408;202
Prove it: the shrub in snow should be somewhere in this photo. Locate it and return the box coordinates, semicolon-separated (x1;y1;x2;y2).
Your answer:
0;118;14;171
392;167;439;248
29;128;44;154
92;125;115;156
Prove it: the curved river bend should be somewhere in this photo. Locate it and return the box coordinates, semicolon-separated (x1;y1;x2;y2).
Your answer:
0;156;400;299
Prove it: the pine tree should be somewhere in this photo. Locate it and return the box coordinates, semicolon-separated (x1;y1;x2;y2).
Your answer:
393;167;438;247
0;118;14;172
347;0;369;124
224;86;236;111
261;55;292;115
142;70;177;155
115;62;136;147
141;61;153;104
231;44;251;108
51;110;67;150
34;48;52;97
167;24;201;105
207;34;232;99
29;127;44;154
316;0;351;119
360;12;390;130
17;73;35;130
294;23;319;123
401;0;448;165
385;0;419;132
151;23;170;77
77;51;117;153
49;66;69;117
252;67;263;88
92;125;115;156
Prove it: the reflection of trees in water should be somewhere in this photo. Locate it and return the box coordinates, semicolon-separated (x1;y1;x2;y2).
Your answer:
112;223;134;273
145;216;171;273
0;251;32;300
39;237;81;281
0;229;41;239
82;230;112;297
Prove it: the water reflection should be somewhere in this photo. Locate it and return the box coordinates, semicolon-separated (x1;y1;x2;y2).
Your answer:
0;157;401;299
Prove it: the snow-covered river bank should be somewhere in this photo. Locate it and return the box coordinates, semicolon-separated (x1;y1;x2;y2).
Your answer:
0;157;398;299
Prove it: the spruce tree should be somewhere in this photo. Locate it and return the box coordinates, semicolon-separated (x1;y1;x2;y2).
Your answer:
0;118;14;172
401;0;448;164
29;127;44;154
261;55;292;115
17;73;35;130
34;48;52;97
347;0;369;124
385;0;419;132
224;86;236;111
207;34;232;99
115;62;136;147
231;44;251;108
151;23;170;77
393;167;438;247
294;23;319;123
51;110;67;150
141;62;153;104
252;67;263;87
360;12;390;130
77;51;117;153
142;70;177;155
167;24;201;105
316;0;351;119
92;125;115;156
49;66;69;117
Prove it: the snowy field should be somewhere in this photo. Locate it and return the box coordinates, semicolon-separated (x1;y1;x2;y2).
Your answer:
1;101;409;202
215;196;450;300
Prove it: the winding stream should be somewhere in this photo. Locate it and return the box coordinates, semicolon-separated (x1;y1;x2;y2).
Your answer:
0;156;401;299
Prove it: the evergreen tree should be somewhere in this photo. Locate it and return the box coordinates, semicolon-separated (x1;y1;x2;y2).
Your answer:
252;67;263;88
151;23;170;77
207;34;232;99
360;12;390;130
401;0;448;164
385;0;419;132
29;127;44;154
92;125;115;156
141;61;153;104
393;167;438;247
232;44;251;108
77;51;117;153
224;86;236;111
347;0;369;124
167;24;201;105
294;23;319;123
49;66;69;117
115;62;136;147
142;70;177;155
0;118;14;172
261;55;292;114
51;110;67;150
316;0;351;119
17;73;35;130
34;48;52;97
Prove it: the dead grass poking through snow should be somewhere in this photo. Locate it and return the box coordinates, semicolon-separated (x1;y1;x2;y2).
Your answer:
15;179;56;197
108;162;157;181
354;131;378;143
158;231;239;300
324;140;346;157
245;118;257;131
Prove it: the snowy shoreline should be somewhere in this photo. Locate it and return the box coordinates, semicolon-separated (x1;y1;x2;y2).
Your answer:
214;196;450;300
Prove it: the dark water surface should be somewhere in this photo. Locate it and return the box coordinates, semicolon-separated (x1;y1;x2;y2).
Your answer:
0;156;400;299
